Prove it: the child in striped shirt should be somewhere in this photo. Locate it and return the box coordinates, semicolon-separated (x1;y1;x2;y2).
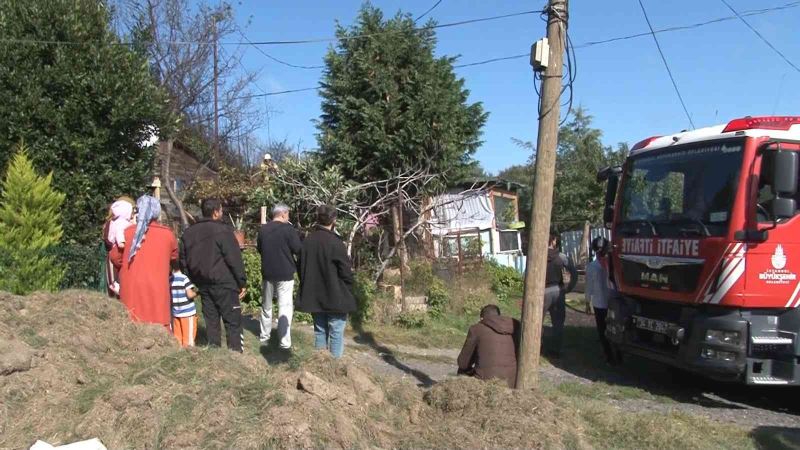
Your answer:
170;260;198;347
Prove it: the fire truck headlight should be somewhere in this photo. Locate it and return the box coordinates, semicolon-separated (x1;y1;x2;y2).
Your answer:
701;348;736;362
705;330;740;345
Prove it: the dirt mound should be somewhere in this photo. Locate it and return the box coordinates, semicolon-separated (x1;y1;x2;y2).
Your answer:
1;290;590;449
424;377;588;449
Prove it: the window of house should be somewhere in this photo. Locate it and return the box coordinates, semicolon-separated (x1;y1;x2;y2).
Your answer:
494;195;516;224
173;178;186;194
499;230;520;252
442;235;482;258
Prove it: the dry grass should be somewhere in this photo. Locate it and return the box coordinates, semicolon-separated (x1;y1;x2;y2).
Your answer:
0;290;763;449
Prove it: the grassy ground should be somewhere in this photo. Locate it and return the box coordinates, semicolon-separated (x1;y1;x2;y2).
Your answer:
1;290;782;449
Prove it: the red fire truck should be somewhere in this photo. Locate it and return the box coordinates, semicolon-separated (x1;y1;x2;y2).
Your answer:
598;116;800;385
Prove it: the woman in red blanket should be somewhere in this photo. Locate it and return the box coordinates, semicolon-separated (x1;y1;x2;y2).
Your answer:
111;195;177;327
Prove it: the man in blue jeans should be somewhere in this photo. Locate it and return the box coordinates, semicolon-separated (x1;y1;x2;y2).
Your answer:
296;205;356;358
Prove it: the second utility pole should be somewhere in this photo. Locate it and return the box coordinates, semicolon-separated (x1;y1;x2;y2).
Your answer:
516;0;568;390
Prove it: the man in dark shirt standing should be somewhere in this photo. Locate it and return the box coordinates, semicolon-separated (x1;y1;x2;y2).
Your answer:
296;205;356;359
256;203;302;349
180;198;247;352
543;233;568;358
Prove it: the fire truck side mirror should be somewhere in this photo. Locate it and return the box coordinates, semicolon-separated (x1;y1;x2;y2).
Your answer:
767;150;798;219
771;197;796;219
770;150;798;196
600;168;621;228
603;206;614;228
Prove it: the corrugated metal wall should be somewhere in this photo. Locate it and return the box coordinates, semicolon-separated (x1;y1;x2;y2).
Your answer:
560;227;611;265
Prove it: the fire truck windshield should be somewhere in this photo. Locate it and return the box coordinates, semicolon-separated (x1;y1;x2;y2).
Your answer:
619;141;744;237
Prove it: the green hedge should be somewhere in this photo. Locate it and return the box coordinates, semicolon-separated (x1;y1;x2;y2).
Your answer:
52;243;106;291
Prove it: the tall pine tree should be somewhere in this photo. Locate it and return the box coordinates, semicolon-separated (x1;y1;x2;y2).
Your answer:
317;5;487;185
0;143;66;294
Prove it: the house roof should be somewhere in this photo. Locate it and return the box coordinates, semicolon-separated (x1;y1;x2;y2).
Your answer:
456;178;526;193
428;191;495;236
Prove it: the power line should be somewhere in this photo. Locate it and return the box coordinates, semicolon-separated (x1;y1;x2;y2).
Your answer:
637;0;694;129
719;0;800;74
228;0;800;99
0;9;540;47
415;0;444;22
453;1;800;68
237;29;324;70
231;87;320;101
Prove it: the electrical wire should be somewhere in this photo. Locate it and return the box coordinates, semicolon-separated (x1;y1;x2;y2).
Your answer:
0;9;540;47
637;0;695;130
719;0;800;74
415;0;444;23
453;1;800;69
237;29;324;70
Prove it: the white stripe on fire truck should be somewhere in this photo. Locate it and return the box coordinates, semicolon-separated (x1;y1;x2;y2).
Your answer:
716;244;746;287
709;251;746;304
697;243;737;302
703;243;742;302
785;281;800;307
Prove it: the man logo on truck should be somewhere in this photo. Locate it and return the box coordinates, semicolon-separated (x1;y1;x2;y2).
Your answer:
640;271;668;285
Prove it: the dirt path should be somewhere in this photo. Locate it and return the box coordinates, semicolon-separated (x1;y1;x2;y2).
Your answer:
291;311;800;431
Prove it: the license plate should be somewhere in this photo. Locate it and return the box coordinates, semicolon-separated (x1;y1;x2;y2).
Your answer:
632;315;674;335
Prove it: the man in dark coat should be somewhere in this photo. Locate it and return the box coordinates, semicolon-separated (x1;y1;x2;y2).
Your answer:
296;205;356;358
180;198;247;352
543;233;567;358
256;203;302;349
457;304;521;387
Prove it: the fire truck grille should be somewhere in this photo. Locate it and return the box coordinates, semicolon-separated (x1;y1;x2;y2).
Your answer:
620;259;703;293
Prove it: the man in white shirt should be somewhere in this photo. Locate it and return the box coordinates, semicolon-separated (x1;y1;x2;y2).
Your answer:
585;236;616;364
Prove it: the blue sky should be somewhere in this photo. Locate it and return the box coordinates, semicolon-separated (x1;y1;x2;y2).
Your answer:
230;0;800;174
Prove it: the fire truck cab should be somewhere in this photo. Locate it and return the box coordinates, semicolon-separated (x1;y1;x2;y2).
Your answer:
599;116;800;385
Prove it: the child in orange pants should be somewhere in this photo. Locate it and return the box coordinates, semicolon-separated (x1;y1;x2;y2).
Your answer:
170;260;198;347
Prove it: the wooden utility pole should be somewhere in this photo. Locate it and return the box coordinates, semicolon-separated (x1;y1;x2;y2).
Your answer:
516;0;568;390
212;18;219;158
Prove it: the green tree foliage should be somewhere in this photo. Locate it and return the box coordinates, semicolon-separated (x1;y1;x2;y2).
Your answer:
498;160;534;225
0;0;171;244
553;108;628;228
317;5;487;186
503;108;629;230
0;145;67;294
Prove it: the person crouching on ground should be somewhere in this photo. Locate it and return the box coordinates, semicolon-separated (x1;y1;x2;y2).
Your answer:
170;259;198;348
257;203;302;350
457;304;521;388
296;205;356;359
180;198;247;352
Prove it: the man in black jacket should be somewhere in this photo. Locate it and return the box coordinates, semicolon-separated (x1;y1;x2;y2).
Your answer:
543;233;568;358
296;205;356;359
256;203;302;349
180;198;247;352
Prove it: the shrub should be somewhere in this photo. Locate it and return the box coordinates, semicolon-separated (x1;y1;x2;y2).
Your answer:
0;146;66;294
395;311;428;328
53;243;106;291
240;249;312;323
486;261;523;303
352;270;377;324
241;250;263;311
405;259;451;319
426;279;449;318
406;260;435;295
